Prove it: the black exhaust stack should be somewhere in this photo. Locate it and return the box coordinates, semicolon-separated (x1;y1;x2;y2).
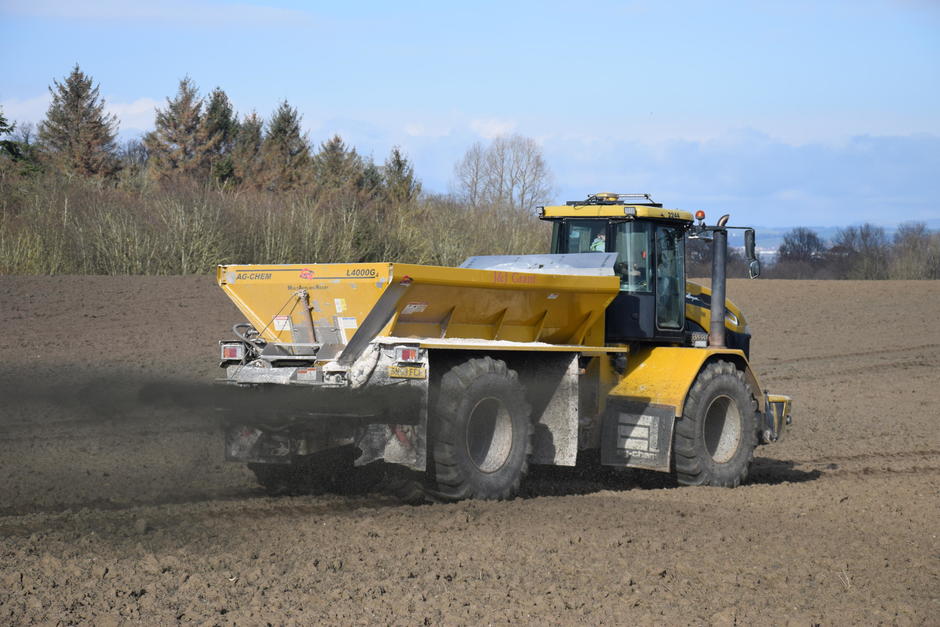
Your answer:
708;214;731;348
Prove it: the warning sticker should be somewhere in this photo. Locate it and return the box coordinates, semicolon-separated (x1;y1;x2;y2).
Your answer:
337;316;358;329
336;316;358;343
401;302;428;315
273;315;291;331
617;414;659;455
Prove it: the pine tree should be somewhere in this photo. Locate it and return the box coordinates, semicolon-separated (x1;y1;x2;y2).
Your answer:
0;108;18;160
311;134;363;190
383;146;421;205
37;64;119;177
144;77;219;182
0;109;12;136
231;111;264;187
360;159;383;198
258;101;310;191
0;119;43;178
204;88;237;183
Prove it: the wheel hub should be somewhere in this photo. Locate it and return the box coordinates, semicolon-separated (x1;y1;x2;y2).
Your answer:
703;394;741;463
465;397;513;473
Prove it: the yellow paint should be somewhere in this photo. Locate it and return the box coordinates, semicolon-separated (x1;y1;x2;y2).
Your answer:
609;345;762;416
541;204;694;221
217;262;770;422
215;175;793;467
685;281;748;334
767;394;792;418
217;262;620;347
388;365;427;379
218;263;391;344
416;340;628;353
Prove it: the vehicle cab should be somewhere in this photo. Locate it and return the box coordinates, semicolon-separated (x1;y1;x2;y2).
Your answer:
540;193;692;345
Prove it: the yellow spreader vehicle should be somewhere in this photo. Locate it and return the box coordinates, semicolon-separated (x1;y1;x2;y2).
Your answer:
217;193;791;500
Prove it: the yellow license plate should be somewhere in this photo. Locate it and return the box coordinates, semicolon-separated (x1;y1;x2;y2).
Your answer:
388;365;427;379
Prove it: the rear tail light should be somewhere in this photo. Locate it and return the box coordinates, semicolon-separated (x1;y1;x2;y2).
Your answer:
221;343;245;361
395;346;421;363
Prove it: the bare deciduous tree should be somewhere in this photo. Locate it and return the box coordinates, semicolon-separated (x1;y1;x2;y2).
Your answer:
453;134;553;211
771;226;829;278
453;142;486;207
890;222;940;279
831;223;890;279
778;227;826;263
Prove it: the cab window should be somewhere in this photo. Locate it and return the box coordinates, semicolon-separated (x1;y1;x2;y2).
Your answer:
611;221;652;293
654;224;685;329
561;220;607;254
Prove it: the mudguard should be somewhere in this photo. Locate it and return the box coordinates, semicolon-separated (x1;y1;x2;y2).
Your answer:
610;345;765;416
601;345;767;471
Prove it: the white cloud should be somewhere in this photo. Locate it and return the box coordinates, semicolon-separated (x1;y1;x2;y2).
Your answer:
542;130;940;227
0;94;51;124
469;118;516;140
1;93;159;133
403;122;452;139
3;0;315;26
105;98;159;132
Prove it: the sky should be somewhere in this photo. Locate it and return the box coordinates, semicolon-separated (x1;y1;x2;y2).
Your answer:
1;0;939;228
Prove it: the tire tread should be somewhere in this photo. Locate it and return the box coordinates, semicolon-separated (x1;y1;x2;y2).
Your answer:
674;360;758;488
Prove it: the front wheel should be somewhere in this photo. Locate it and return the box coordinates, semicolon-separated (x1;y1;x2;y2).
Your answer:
428;356;533;501
673;361;758;487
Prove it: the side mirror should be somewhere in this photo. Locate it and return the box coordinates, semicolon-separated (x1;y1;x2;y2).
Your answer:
748;259;761;279
744;229;757;261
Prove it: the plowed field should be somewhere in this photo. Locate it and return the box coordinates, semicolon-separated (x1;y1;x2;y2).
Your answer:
1;277;937;624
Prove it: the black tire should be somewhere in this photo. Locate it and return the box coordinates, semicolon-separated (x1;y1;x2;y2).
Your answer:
427;356;533;501
377;470;428;505
248;462;305;495
248;445;375;495
673;360;758;487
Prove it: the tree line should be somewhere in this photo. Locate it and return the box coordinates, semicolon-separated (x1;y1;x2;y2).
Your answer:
768;224;940;280
688;223;940;280
2;65;424;200
0;66;552;274
1;65;936;278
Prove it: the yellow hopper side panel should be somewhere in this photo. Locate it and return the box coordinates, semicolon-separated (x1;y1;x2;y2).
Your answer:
218;264;392;345
217;262;620;349
384;263;618;346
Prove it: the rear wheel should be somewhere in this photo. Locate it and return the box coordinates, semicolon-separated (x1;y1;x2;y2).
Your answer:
673;360;758;487
428;357;532;501
248;445;376;495
249;462;305;495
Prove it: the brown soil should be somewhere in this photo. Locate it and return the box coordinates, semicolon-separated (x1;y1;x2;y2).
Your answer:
1;276;938;624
